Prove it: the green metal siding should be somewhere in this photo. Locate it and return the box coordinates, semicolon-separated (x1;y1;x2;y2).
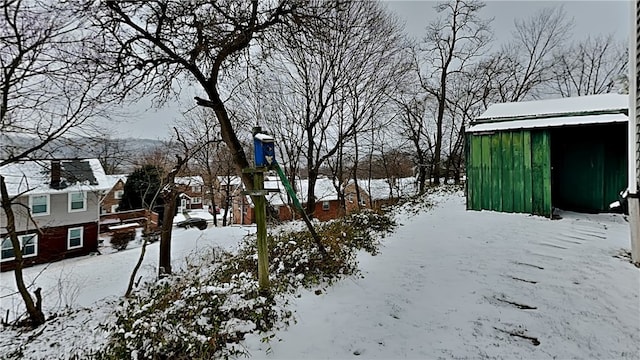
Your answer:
466;129;552;217
501;132;514;212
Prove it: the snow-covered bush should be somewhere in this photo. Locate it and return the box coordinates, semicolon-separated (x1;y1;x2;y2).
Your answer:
110;229;135;251
95;211;395;359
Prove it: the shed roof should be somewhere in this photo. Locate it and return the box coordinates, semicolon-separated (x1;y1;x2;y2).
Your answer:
476;94;627;121
468;113;628;133
468;94;628;133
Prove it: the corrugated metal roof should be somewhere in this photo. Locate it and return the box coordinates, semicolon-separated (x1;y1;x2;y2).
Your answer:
467;113;628;133
476;94;628;122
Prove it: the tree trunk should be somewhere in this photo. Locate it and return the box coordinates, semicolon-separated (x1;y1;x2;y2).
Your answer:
433;92;446;186
198;92;254;193
125;233;149;298
208;182;218;227
223;182;231;226
306;168;318;217
353;135;361;210
159;192;177;276
0;175;45;327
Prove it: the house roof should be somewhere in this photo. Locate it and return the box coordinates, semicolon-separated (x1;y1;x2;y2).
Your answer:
0;159;110;197
468;94;628;133
241;176;341;207
103;174;127;192
264;177;340;206
354;177;417;201
245;176;416;208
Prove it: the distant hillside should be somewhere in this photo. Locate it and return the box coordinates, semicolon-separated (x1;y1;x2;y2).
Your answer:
1;134;166;173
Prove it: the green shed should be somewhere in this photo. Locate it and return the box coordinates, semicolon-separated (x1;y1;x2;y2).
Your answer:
466;94;628;217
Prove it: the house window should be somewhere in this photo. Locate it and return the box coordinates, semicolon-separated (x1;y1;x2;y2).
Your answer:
111;204;119;213
114;190;124;199
360;199;366;206
22;234;37;256
348;194;354;203
1;234;38;262
322;201;330;211
29;194;49;216
68;227;83;249
68;192;87;212
192;185;201;193
192;197;202;204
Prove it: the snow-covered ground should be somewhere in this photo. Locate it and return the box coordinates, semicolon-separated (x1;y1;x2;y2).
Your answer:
245;194;639;359
1;192;638;359
0;225;255;358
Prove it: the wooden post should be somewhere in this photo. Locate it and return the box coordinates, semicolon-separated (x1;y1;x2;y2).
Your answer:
253;169;270;292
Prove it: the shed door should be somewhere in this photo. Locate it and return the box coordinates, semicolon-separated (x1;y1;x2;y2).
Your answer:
552;140;604;212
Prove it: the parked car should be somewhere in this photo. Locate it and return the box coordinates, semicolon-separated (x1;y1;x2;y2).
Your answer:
176;218;208;230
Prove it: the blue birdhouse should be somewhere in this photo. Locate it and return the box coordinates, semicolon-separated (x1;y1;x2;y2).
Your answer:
254;133;276;167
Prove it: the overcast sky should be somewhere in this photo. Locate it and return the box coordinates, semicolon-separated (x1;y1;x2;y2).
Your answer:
112;0;631;140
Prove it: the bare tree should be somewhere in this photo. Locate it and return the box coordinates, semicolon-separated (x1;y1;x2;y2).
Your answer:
214;146;238;226
394;85;433;193
95;136;129;175
443;62;491;183
0;0;115;327
262;1;409;214
87;0;334;194
1;1;113;164
551;34;628;97
417;0;491;185
157;129;213;276
178;108;224;226
484;6;573;102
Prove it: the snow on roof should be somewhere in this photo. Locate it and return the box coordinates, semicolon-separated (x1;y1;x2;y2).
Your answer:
355;177;417;200
467;113;628;133
0;159;110;196
264;177;340;206
254;133;274;142
262;176;418;207
103;174;127;191
468;94;629;133
175;176;204;186
476;94;628;121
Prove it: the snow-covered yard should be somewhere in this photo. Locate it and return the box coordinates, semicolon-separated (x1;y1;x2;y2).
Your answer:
245;194;640;359
1;191;638;359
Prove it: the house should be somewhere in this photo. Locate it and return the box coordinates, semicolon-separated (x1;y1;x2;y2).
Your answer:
465;94;628;217
175;176;205;212
0;159;111;271
100;174;127;214
356;177;417;210
232;176;372;224
217;175;243;213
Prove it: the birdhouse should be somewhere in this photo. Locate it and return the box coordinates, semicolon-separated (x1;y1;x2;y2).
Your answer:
254;133;276;167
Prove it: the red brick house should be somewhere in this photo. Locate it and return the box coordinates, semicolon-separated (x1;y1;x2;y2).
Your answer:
1;159;111;271
233;176;371;224
100;174;127;214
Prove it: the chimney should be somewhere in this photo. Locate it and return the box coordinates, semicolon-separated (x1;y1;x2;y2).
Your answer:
51;160;61;189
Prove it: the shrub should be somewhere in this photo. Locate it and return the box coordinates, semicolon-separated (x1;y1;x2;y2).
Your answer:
96;210;396;359
110;229;136;251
